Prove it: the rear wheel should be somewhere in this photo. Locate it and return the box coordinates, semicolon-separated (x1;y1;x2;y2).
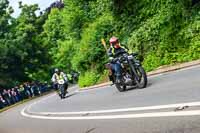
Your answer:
115;84;126;92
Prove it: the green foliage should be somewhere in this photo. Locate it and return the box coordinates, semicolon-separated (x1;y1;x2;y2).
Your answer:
43;8;65;49
97;70;109;83
128;0;200;71
0;1;50;88
78;70;100;88
25;69;50;83
54;39;76;72
62;1;85;39
0;0;199;88
188;36;200;59
72;13;114;73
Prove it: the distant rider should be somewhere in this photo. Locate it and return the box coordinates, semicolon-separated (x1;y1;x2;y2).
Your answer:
51;68;68;93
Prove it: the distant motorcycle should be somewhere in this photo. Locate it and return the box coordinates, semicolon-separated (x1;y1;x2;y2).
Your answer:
106;52;147;92
71;72;80;83
57;79;67;99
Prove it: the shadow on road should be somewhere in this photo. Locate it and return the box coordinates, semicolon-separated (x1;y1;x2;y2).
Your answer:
123;81;153;92
84;128;96;133
63;92;77;99
124;86;137;92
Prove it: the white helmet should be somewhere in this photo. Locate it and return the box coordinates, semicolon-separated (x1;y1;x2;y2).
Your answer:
54;68;59;73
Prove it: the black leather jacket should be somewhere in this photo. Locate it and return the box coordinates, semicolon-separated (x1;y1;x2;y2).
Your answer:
107;45;128;58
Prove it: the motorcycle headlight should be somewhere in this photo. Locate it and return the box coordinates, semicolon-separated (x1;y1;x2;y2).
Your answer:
128;55;133;60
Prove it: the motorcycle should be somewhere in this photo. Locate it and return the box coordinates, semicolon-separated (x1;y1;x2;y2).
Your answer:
106;52;147;92
57;79;67;99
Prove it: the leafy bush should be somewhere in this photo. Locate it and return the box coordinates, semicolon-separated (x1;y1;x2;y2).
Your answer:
72;13;114;73
97;70;109;84
78;70;100;88
128;1;200;72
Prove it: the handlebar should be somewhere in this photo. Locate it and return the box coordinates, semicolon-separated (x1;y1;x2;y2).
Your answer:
131;52;138;57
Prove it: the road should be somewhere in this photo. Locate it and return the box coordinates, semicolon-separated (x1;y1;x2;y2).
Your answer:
1;65;200;133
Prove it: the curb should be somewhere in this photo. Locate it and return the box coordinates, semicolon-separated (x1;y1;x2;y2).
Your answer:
79;82;112;91
147;59;200;76
79;59;200;91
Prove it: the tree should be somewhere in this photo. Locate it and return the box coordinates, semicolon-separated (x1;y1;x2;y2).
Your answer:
0;0;15;87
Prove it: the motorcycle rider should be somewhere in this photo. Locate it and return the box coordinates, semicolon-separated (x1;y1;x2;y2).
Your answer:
107;36;129;84
51;68;68;93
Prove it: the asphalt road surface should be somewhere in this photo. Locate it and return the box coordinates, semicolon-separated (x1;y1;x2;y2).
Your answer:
1;65;200;133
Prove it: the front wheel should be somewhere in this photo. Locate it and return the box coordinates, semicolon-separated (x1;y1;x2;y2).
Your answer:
59;84;65;99
134;66;147;89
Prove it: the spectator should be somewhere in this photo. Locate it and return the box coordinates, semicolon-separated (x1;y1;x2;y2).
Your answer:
0;94;6;109
7;89;14;104
40;82;49;92
30;82;39;96
2;89;11;106
27;82;34;97
24;83;31;98
11;88;18;103
19;85;25;100
14;86;21;101
34;82;41;95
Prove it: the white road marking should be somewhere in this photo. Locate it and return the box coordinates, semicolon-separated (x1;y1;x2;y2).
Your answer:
26;93;56;113
25;89;79;113
21;101;200;120
21;109;200;120
26;85;79;112
27;101;200;115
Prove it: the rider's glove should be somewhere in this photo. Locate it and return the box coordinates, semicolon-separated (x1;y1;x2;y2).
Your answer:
109;57;118;63
109;57;114;63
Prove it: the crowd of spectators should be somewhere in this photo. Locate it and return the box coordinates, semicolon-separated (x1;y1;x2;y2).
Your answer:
0;71;80;110
0;82;52;110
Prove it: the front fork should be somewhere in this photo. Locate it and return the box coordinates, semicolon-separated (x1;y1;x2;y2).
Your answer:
129;60;141;83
